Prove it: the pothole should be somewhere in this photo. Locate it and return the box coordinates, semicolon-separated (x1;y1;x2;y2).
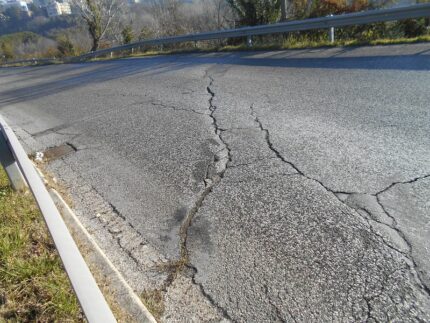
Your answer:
42;143;77;162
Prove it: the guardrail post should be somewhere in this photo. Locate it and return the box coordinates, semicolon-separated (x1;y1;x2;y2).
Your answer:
110;52;113;58
0;116;117;322
48;3;430;64
0;132;27;191
328;14;335;43
247;35;253;47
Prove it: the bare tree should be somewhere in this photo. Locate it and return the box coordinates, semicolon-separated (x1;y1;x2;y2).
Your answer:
146;0;185;37
72;0;126;51
189;0;234;31
227;0;279;26
119;0;234;44
280;0;287;21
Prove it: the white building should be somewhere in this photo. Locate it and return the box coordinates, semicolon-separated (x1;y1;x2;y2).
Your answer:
46;0;70;16
2;0;30;12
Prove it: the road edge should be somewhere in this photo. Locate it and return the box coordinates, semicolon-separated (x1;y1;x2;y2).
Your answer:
49;187;157;323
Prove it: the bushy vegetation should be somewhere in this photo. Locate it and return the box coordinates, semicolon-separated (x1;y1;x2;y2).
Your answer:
0;0;429;63
227;0;280;26
0;32;55;60
0;4;89;60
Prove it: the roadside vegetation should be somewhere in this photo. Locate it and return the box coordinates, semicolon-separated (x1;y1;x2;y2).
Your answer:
85;30;430;64
0;166;82;322
1;0;430;64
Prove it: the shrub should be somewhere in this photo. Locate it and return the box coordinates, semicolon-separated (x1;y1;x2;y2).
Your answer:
1;42;14;60
56;35;75;57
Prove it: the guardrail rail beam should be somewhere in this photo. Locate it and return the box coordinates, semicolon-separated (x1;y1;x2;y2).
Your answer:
0;116;117;323
2;3;430;66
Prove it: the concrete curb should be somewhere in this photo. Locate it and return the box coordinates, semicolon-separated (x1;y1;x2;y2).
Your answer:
49;188;157;323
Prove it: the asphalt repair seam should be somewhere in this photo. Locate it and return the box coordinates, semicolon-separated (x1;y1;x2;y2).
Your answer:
62;157;164;273
168;75;234;320
249;103;430;301
25;89;234;320
49;188;157;323
90;184;145;268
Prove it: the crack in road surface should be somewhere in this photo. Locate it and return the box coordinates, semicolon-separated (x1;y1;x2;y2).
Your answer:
375;179;430;294
7;51;430;322
150;101;206;116
160;75;234;320
375;174;430;196
248;103;430;309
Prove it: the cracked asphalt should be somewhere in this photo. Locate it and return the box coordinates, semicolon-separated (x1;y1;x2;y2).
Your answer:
1;43;430;322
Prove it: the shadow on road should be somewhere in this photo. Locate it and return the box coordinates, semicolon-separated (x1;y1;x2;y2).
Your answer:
0;44;429;107
0;58;191;107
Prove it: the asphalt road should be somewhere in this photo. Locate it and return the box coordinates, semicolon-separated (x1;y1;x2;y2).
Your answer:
1;43;429;322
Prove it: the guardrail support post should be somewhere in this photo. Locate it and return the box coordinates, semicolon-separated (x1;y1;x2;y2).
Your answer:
0;132;27;191
0;116;118;322
328;14;335;43
110;52;113;58
247;35;253;47
16;3;428;65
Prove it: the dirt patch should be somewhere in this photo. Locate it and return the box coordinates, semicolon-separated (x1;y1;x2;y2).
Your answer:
43;143;76;162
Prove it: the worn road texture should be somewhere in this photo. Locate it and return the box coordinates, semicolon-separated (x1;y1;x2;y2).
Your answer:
1;43;429;322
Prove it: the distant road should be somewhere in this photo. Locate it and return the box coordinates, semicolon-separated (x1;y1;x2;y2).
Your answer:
1;43;430;321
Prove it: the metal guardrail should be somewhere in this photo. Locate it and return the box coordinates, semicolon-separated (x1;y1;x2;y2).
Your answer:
1;3;430;66
0;3;428;317
0;116;117;323
77;3;430;60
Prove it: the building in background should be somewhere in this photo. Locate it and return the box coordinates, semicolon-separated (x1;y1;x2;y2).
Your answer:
1;0;30;12
46;0;70;16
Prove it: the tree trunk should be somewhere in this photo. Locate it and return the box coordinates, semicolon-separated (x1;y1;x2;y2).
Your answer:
91;37;99;52
280;0;287;22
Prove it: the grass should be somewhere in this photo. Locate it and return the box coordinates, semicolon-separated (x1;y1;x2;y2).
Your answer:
368;34;430;45
93;33;430;62
2;33;429;67
141;289;165;321
138;258;188;321
281;33;430;49
219;33;430;50
0;166;83;322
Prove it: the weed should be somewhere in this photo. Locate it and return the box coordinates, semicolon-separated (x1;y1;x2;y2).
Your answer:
0;167;82;322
